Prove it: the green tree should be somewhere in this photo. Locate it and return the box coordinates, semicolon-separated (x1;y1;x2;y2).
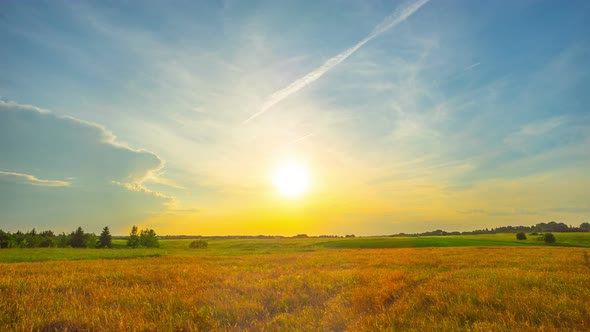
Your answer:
71;227;86;248
580;222;590;232
84;233;98;248
39;230;56;247
140;228;160;248
98;226;112;248
516;232;527;240
56;232;71;248
0;230;15;248
24;228;45;248
543;232;556;244
127;225;140;248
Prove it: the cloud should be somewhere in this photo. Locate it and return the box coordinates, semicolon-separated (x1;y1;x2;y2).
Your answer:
0;100;162;185
111;180;169;198
0;170;71;187
504;116;566;149
243;0;430;123
519;117;564;136
0;100;170;233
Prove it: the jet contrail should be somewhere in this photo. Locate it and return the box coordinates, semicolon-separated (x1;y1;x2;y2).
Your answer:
243;0;430;124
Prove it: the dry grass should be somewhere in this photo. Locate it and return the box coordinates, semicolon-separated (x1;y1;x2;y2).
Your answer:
1;247;589;331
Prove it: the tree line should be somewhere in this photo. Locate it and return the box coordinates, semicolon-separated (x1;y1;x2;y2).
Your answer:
0;226;159;249
392;221;590;237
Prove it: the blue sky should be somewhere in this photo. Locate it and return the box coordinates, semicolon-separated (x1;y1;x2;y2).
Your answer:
1;0;589;235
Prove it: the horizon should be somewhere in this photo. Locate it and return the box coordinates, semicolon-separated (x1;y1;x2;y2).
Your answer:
1;0;589;236
2;219;586;239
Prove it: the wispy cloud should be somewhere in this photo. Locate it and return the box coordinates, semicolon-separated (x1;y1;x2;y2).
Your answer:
504;116;565;147
0;170;71;187
111;180;170;199
243;0;430;124
519;117;565;136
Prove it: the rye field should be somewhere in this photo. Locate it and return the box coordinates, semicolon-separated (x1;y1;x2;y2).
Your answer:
1;234;589;331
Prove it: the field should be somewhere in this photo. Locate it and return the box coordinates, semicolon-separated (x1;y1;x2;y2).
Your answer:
1;234;589;331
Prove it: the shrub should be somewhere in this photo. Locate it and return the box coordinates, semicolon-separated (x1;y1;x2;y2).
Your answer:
189;240;208;249
530;232;538;236
543;232;556;244
516;232;527;240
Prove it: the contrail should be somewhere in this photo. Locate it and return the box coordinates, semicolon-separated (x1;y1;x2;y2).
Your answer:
282;133;314;148
243;0;430;124
465;62;481;70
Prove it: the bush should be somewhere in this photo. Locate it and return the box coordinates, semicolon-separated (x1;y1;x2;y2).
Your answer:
530;232;538;236
543;232;556;244
516;232;527;240
140;228;160;248
189;240;208;249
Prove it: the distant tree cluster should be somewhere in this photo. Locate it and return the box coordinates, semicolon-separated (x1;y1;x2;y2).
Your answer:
469;222;590;234
0;226;112;248
0;225;163;249
395;221;590;237
127;225;160;248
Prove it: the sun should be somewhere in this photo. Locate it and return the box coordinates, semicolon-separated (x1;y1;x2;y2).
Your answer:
272;160;310;198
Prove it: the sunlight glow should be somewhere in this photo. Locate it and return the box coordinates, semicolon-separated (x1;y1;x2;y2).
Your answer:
272;160;310;198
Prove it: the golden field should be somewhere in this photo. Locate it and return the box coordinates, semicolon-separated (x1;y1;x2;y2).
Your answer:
1;246;589;331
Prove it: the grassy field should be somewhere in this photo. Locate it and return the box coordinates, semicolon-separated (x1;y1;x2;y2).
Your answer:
1;246;589;331
1;234;589;331
319;232;590;249
1;232;589;263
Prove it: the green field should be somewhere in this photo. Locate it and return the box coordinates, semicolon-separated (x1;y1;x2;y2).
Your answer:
319;232;590;249
1;232;589;263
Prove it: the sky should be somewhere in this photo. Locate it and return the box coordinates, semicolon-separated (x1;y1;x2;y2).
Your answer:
1;0;589;236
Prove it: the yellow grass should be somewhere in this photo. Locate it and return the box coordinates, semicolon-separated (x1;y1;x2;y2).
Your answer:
1;247;589;331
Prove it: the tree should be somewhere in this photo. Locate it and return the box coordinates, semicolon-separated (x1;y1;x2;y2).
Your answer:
127;225;140;248
56;232;71;248
0;230;15;248
140;228;160;248
25;228;42;248
543;233;556;244
39;230;56;248
71;227;86;248
98;226;112;248
516;232;527;240
84;233;98;248
580;222;590;232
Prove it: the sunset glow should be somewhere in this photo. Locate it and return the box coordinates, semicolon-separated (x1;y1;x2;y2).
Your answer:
0;0;588;236
272;160;310;198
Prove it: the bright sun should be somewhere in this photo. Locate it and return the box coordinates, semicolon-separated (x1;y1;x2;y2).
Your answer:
272;160;310;198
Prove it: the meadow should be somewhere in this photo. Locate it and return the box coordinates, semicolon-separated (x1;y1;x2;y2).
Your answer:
1;234;589;331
